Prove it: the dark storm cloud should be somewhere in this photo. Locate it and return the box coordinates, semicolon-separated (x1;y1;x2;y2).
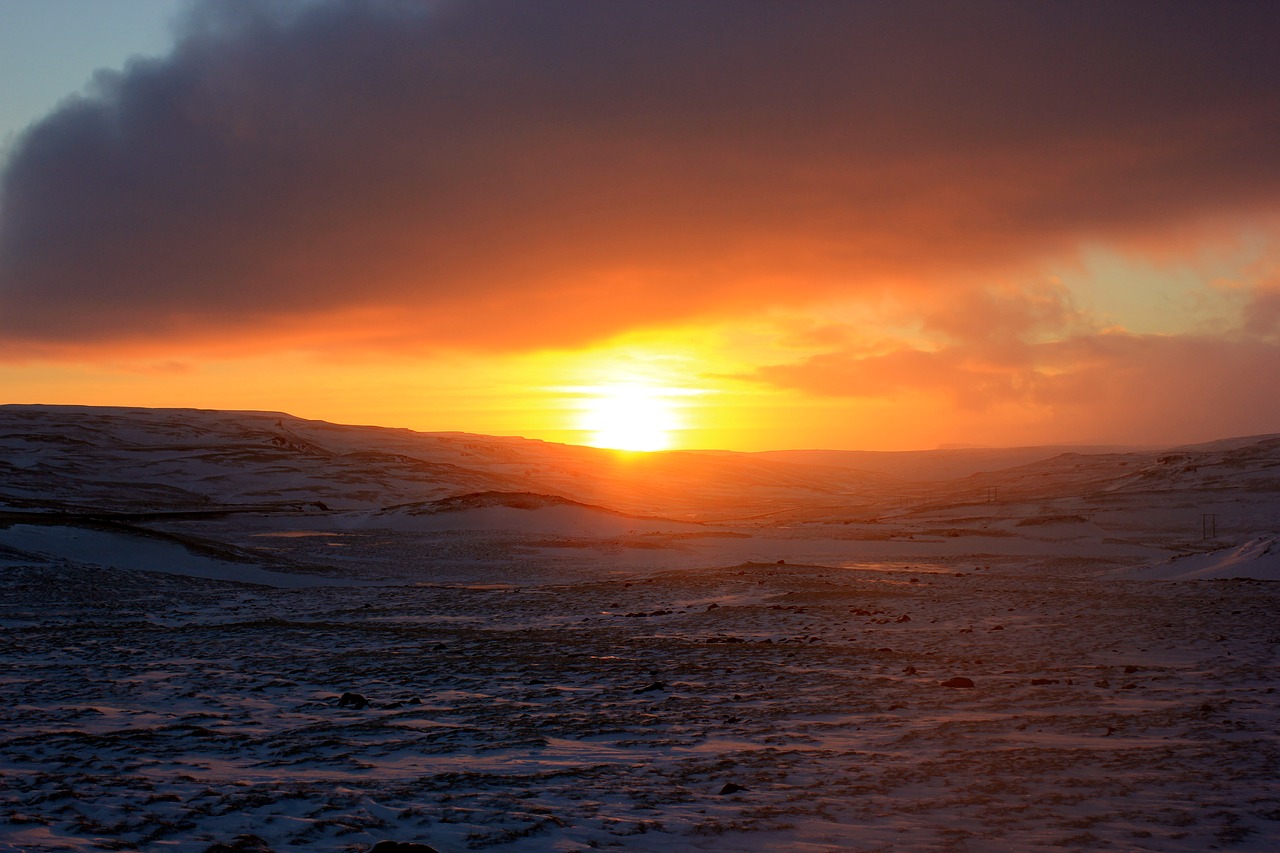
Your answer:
2;0;1279;354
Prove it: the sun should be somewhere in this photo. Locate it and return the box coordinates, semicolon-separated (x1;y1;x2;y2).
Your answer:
581;384;679;452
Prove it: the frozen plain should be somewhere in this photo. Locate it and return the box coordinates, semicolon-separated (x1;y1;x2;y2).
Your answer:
1;405;1278;852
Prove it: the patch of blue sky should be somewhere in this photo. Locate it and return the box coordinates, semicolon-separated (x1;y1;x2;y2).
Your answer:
0;0;185;159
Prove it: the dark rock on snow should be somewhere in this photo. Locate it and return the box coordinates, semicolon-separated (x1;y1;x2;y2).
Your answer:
369;843;440;853
204;835;274;853
338;691;369;709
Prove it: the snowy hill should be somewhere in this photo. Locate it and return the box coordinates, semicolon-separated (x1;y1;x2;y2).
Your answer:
4;404;1280;569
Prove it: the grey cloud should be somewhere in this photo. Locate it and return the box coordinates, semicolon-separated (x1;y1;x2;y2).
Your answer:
2;0;1279;354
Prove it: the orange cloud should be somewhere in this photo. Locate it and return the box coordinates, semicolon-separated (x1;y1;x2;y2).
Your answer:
749;323;1280;446
1;1;1279;359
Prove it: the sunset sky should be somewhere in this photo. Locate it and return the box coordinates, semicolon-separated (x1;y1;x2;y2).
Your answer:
3;0;1279;451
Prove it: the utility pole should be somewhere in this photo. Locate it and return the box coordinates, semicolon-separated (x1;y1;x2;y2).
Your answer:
1202;513;1217;539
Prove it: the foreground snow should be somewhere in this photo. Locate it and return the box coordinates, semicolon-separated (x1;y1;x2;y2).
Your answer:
2;406;1278;850
2;549;1278;852
1112;535;1280;582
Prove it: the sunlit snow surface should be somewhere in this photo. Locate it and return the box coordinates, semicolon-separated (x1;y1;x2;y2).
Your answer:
1;406;1279;851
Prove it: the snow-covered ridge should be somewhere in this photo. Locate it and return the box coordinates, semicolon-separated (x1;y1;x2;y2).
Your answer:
4;404;1280;574
1113;535;1280;581
7;404;1280;521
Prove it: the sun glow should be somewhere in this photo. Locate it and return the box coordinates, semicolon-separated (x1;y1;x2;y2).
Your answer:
580;384;681;451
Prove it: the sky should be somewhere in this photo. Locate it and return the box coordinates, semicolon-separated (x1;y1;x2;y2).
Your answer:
2;0;1280;452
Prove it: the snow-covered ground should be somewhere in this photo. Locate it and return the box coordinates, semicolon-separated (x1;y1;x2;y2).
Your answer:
1;406;1278;851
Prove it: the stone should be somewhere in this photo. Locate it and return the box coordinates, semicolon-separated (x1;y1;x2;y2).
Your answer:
338;691;369;709
203;835;274;853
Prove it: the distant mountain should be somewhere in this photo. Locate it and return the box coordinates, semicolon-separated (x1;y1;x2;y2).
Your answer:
753;445;1149;482
369;490;705;535
1171;434;1280;453
0;405;897;520
0;405;521;513
385;491;612;515
3;405;1280;524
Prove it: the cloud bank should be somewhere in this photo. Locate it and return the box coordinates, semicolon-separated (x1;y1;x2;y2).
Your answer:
2;0;1280;356
746;278;1280;445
